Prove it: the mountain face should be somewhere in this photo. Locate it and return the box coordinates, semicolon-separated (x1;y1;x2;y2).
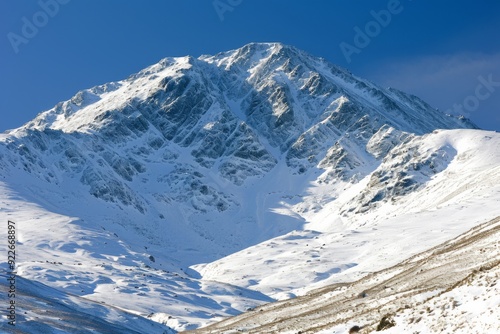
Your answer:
3;43;475;227
1;43;497;332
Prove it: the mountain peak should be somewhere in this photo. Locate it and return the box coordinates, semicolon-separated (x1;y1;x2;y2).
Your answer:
199;42;311;71
22;44;475;151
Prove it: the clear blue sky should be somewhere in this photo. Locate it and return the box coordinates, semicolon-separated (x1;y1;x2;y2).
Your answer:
1;0;499;131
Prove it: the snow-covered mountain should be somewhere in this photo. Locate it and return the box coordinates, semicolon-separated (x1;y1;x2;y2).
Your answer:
0;43;498;333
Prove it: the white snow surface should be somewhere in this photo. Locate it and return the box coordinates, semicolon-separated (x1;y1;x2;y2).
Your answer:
382;265;500;334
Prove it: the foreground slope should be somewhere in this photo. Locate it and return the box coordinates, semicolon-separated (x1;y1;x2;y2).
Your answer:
0;180;273;331
190;216;500;333
0;274;175;334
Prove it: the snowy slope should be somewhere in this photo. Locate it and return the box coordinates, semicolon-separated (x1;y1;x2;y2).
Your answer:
0;43;497;332
192;216;500;333
0;273;175;334
194;129;500;299
0;180;273;331
382;262;499;333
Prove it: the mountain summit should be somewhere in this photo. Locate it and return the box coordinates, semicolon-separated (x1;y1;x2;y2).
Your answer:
1;43;496;332
14;42;476;188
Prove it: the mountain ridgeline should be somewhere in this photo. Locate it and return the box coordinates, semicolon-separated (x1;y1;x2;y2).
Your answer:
0;42;476;252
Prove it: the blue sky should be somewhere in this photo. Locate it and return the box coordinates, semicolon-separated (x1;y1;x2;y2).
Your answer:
1;0;499;131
